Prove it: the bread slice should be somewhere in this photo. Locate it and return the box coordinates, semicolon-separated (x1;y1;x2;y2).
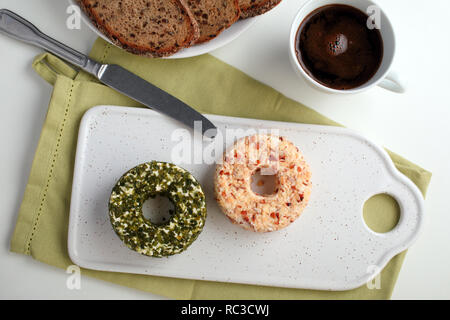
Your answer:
238;0;282;19
185;0;240;44
77;0;200;57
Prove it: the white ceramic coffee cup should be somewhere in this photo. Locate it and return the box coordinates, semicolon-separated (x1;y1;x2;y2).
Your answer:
289;0;405;94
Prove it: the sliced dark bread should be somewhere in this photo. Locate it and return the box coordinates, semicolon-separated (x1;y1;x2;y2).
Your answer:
77;0;200;57
185;0;240;43
238;0;282;19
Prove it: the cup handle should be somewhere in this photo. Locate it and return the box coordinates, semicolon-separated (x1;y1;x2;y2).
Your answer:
377;71;405;93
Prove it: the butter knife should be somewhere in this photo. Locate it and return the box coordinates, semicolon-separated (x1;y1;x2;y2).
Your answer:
0;9;217;138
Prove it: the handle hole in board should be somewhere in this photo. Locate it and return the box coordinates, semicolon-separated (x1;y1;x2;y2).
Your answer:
363;194;400;233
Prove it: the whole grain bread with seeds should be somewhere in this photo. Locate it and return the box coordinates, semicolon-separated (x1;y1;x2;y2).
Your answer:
77;0;200;57
185;0;240;44
238;0;282;19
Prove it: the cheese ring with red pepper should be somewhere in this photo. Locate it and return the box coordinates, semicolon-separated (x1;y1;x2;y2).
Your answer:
214;134;312;232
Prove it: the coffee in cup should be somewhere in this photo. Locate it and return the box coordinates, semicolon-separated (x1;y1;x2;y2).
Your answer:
295;4;383;90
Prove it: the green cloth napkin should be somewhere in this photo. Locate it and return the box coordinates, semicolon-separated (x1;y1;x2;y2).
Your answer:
10;38;431;299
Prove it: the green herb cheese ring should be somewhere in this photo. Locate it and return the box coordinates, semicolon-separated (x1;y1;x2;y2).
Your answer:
109;161;207;257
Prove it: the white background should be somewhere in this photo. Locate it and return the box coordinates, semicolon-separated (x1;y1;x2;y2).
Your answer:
0;0;449;299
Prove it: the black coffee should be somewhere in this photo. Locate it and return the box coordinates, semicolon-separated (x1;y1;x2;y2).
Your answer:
296;4;383;90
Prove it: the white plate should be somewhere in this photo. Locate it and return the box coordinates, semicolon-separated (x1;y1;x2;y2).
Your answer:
68;106;425;291
69;0;257;59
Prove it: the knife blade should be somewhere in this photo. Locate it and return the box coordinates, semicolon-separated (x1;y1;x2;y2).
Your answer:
0;9;217;138
97;64;217;136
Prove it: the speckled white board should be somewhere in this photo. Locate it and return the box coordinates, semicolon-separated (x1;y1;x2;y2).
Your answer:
68;106;425;291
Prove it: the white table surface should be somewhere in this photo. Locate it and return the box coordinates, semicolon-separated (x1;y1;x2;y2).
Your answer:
0;0;449;300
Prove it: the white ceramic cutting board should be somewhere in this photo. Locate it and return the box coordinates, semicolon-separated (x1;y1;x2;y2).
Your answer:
68;106;424;291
